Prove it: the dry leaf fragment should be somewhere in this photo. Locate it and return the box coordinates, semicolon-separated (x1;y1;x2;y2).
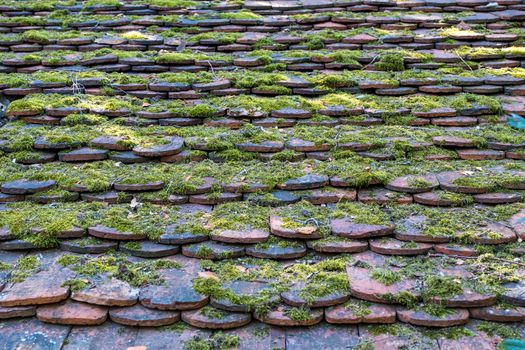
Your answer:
198;271;219;280
296;226;317;235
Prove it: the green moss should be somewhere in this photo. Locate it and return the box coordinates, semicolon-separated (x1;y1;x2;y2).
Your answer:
421;274;462;304
407;177;433;188
253;326;270;338
62;113;107;126
368;323;412;337
84;0;121;7
452;175;498;190
383;291;418;309
193;276;223;295
425;326;475;340
83;204;179;240
8;134;35;152
332;202;390;225
450;94;501;114
120;31;149;40
401;241;418;249
343;299;372;318
0;203;93;248
284;307;312;321
476;321;522;339
155;52;195;64
22;30;51;44
189;32;242;45
219;11;262;20
298;272;349;304
268;150;302;162
421;303;455;317
254;236;302;251
209;202;270;232
192;243;213;257
122;242;141;250
61;278;88;292
354;340;374;350
11;256;40;283
215;149;257;162
195;257;353;315
186;104;219;119
57;254;82;267
276;201;330;236
0;73;29;88
370;268;401;286
438;191;474;206
391;204;524;241
183;332;240;350
375;52;405;72
160;322;189;333
7;98;45;115
62;254;181;287
200;306;227;320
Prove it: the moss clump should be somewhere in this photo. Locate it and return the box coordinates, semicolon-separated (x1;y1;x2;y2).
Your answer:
276;201;330;236
120;31;149;40
354;340;374;350
343;299;372;318
62;113;107;126
268;150;302;162
84;0;121;7
437;191;473;206
62;254;181;288
452;175;498;190
192;273;278;317
407;177;433;188
401;241;418;249
200;306;227;320
285;307;312;321
183;332;240;350
424;326;475;340
383;291;418;309
215;149;257;162
184;104;218;119
450;94;501;114
155;52;195;64
61;278;89;292
219;10;263;20
22;30;51;44
476;321;522;339
160;322;189;333
0;202;96;248
195;257;352;315
458;229;502;243
57;254;82;267
298;271;349;304
195;245;215;259
189;32;242;45
119;239;140;249
390;204;525;241
209;202;270;232
192;276;222;295
253;236;302;251
11;256;40;283
7;98;45;115
370;268;401;286
332;202;390;225
83;204;179;240
420;303;454;318
6;134;34;152
375;52;405;72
